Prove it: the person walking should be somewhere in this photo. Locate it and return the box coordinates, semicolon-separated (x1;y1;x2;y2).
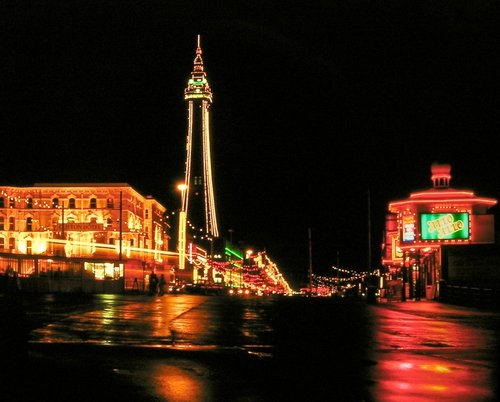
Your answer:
148;271;158;296
158;274;166;296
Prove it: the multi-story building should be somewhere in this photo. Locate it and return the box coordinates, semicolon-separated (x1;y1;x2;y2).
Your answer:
0;183;174;293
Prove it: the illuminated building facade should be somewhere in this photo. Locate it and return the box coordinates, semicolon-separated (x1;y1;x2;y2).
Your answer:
0;183;174;293
181;35;220;249
382;163;498;302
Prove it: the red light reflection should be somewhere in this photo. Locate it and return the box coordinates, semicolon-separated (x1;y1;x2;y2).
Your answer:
371;352;492;402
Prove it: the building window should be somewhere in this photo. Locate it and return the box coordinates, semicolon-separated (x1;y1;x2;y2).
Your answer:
9;198;15;208
26;217;33;231
9;217;15;230
69;199;76;209
52;198;59;208
90;198;97;209
145;209;149;219
109;238;115;245
26;240;32;255
107;198;114;209
0;238;4;250
107;217;112;227
9;238;15;250
27;197;33;209
0;217;4;230
0;198;4;208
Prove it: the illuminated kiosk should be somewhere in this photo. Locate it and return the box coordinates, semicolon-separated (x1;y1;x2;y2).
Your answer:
180;35;222;285
382;163;497;301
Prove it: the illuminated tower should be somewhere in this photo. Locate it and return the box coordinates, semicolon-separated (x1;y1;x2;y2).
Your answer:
182;35;220;244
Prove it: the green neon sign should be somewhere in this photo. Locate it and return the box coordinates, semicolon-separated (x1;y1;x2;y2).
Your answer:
225;246;243;260
420;213;469;240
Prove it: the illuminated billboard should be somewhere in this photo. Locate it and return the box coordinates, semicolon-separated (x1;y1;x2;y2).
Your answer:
420;213;469;240
402;215;416;242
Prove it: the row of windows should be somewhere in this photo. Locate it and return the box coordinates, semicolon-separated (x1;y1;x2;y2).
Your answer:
0;217;16;230
0;197;116;209
0;238;16;250
0;216;119;231
0;237;135;254
0;217;36;231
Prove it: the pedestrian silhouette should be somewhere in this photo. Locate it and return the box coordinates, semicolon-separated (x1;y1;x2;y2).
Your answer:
132;277;139;292
158;274;166;296
148;271;158;296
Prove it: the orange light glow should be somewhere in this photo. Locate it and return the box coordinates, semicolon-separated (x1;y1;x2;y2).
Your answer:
153;364;211;402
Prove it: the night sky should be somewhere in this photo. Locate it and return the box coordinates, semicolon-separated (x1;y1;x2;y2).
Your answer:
3;1;500;288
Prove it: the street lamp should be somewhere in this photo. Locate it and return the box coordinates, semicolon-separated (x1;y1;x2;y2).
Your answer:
177;183;187;270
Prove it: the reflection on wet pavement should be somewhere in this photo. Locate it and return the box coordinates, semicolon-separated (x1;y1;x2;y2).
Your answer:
30;295;210;347
152;362;212;402
371;352;494;402
370;303;498;402
23;295;500;401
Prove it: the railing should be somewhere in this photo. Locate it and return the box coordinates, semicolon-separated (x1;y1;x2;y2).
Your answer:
442;283;500;310
18;276;124;294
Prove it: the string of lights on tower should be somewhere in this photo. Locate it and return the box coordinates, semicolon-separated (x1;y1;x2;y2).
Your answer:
182;35;219;241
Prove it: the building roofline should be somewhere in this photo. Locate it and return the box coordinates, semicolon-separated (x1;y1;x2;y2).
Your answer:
33;183;132;187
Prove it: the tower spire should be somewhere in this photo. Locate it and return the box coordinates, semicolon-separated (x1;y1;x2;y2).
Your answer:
185;34;212;102
193;34;204;73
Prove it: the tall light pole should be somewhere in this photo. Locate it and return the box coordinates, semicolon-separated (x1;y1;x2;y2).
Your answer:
177;184;187;271
308;228;313;295
367;189;372;272
119;191;123;261
336;250;340;282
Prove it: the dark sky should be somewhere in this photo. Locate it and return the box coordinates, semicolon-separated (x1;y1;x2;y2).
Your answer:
3;1;500;288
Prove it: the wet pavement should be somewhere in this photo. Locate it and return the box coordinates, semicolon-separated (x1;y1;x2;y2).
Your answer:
2;293;499;401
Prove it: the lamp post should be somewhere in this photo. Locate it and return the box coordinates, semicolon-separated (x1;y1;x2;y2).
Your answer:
177;184;187;271
227;229;234;290
308;228;313;296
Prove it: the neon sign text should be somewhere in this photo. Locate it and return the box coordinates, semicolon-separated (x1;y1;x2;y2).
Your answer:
420;213;469;240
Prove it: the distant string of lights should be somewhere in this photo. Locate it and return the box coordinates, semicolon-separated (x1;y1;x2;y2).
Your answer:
166;210;214;241
310;266;379;291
